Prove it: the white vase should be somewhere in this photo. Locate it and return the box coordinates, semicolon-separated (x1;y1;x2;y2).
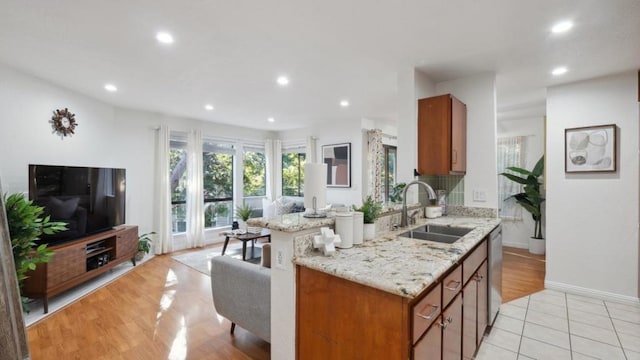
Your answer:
529;238;545;255
363;223;376;241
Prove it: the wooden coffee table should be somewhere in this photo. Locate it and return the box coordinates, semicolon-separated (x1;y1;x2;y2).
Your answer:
221;228;271;261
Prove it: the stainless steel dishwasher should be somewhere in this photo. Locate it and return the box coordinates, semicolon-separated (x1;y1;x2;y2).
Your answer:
488;224;502;326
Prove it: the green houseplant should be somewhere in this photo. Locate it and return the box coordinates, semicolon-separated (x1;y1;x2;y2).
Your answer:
235;202;253;231
3;193;66;308
353;195;383;241
136;232;156;261
500;155;545;253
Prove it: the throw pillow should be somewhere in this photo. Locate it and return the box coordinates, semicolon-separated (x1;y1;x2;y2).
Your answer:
261;243;271;268
48;197;80;219
262;198;276;218
275;198;294;215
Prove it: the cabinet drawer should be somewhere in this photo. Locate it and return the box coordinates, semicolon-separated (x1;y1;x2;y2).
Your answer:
413;317;442;359
412;283;442;344
463;239;487;284
442;265;462;308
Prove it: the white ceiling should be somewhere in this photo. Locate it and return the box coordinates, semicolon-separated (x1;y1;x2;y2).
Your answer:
1;0;638;130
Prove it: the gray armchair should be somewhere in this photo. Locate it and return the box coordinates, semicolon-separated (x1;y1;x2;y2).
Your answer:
210;255;271;342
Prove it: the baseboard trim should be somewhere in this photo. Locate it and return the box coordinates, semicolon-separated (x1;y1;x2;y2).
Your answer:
502;240;528;249
545;280;640;304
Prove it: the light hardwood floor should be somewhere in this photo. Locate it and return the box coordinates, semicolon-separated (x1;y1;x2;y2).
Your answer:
26;245;544;359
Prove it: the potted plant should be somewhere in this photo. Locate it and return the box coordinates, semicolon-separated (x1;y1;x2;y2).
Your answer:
235;202;253;231
500;155;545;254
353;195;383;241
3;193;66;309
136;232;156;262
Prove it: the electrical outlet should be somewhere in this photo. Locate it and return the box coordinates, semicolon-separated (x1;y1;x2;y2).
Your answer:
275;249;286;269
473;189;487;202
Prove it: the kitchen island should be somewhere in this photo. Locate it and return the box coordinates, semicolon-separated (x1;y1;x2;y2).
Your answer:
247;211;500;359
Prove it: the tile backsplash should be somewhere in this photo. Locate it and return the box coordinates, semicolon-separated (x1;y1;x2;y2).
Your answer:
418;175;465;206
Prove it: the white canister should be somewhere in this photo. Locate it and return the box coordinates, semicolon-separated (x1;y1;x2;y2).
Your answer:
352;211;364;245
426;206;442;218
335;213;354;248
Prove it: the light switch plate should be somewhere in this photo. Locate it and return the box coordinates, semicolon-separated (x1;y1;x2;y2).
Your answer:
275;248;286;269
473;189;487;202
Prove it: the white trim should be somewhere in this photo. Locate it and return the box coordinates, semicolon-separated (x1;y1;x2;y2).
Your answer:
502;241;528;249
545;280;640;305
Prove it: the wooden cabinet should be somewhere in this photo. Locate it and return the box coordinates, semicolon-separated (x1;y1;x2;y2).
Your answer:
23;226;138;313
417;94;467;175
297;238;488;359
462;243;489;360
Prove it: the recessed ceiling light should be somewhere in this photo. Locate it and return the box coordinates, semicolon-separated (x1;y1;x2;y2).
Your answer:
156;31;174;44
104;83;118;92
340;100;350;107
276;76;289;86
267;117;275;122
551;21;573;34
552;67;568;76
204;104;214;111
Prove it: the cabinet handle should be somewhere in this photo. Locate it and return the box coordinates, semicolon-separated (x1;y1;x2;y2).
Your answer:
445;280;461;291
475;274;484;282
438;321;448;330
446;316;453;324
416;304;439;320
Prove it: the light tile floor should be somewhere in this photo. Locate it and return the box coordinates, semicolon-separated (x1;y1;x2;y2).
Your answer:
476;289;640;360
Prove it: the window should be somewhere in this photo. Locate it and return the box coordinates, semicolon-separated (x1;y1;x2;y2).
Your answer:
282;151;306;197
203;141;234;229
169;138;188;233
243;148;266;197
497;136;526;219
383;145;397;202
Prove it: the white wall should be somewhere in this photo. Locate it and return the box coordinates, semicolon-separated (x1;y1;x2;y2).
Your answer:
436;73;498;209
497;117;545;248
397;69;436;185
546;71;639;300
0;64;272;239
278;119;365;207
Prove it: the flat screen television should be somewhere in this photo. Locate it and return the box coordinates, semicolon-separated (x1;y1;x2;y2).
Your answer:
28;164;126;246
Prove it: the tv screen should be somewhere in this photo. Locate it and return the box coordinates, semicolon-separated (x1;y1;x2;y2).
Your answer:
28;164;126;246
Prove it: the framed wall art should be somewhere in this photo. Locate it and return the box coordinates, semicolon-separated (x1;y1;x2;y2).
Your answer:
322;143;351;187
565;124;616;173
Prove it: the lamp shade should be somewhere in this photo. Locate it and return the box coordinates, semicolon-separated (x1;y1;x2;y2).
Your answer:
304;163;327;211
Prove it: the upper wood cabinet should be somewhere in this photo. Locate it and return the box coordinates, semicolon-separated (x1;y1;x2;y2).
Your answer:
417;94;467;175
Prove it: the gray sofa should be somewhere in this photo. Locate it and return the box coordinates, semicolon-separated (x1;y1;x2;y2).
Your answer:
210;255;271;342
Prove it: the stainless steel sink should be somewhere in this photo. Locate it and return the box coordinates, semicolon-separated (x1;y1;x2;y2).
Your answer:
398;225;472;244
412;225;472;237
398;230;461;244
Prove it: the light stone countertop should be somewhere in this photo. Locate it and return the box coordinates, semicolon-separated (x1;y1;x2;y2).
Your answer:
294;216;501;299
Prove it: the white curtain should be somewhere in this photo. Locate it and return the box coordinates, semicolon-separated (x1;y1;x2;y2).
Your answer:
367;129;384;202
186;129;205;247
154;125;173;254
497;136;527;220
273;139;282;198
306;136;318;163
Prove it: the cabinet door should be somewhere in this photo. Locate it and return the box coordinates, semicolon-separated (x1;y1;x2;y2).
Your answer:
115;226;138;260
418;94;452;175
414;319;442;360
462;274;477;360
442;293;462;360
47;243;86;288
476;261;488;342
450;95;466;174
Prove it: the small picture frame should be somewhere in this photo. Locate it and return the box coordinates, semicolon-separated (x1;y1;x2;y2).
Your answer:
322;143;351;187
565;124;616;173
